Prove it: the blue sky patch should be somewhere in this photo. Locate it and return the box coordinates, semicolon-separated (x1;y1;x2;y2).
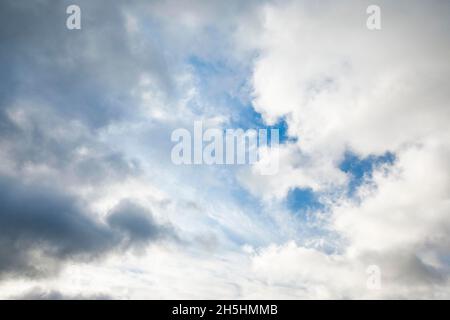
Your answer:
286;187;324;218
340;151;396;195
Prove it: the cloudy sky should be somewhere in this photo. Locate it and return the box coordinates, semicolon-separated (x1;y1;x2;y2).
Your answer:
0;0;449;299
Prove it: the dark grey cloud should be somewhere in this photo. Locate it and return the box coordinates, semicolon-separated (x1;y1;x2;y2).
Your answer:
0;175;173;280
0;0;154;191
108;200;174;245
0;0;178;283
10;287;112;300
0;0;173;129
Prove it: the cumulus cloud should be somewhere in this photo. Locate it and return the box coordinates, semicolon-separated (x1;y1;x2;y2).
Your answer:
235;0;450;298
240;0;450;195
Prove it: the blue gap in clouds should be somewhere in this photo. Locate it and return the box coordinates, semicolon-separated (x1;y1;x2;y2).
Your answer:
187;55;236;100
339;151;396;196
188;55;228;79
229;98;292;145
286;188;324;219
287;151;396;217
286;187;343;254
188;55;292;144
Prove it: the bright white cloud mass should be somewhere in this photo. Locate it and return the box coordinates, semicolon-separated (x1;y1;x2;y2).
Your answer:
0;0;449;299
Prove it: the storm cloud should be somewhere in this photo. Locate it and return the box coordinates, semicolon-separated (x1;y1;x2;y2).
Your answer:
0;0;179;284
0;175;173;279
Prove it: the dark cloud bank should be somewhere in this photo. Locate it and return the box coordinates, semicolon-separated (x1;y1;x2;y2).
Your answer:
0;175;174;280
0;0;178;283
10;287;112;300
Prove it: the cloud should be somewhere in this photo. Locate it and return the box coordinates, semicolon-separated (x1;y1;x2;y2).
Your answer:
107;200;176;246
1;0;449;299
248;241;449;299
235;0;450;298
0;175;174;280
10;287;112;300
0;0;174;129
239;0;450;197
0;0;270;298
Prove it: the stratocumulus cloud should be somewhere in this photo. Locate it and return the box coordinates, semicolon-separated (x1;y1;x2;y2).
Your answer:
0;0;449;299
0;176;175;279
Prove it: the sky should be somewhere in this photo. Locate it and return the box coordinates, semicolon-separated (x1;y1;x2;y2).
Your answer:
0;0;449;299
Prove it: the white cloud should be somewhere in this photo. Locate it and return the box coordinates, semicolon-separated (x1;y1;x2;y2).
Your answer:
239;0;450;197
235;0;450;298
